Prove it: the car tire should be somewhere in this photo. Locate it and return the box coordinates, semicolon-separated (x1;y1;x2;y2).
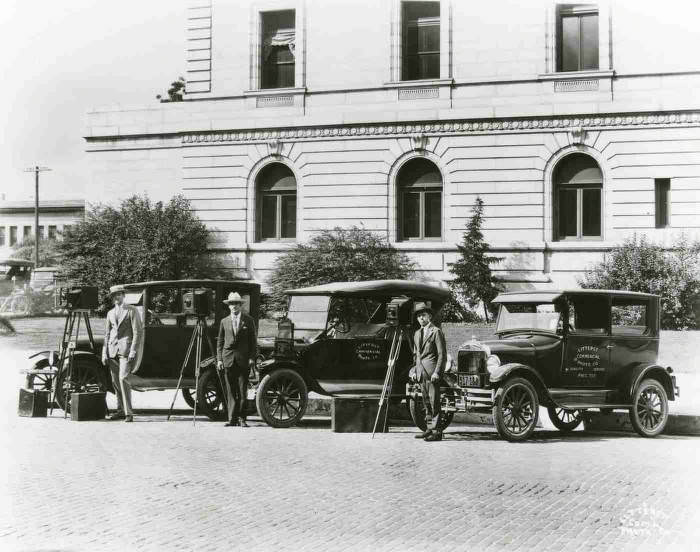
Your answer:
255;369;308;428
630;378;669;438
181;388;196;409
547;406;583;432
54;357;106;413
407;396;455;432
493;377;539;442
196;370;226;421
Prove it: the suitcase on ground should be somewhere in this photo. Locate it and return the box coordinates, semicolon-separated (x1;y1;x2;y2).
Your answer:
331;397;388;433
70;392;107;421
18;388;50;417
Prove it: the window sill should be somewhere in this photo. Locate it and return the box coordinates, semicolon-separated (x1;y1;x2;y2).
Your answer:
249;241;297;251
538;70;614;81
383;79;453;89
243;87;306;97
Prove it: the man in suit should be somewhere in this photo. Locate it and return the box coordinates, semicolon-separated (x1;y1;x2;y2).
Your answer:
409;302;447;442
102;285;142;422
217;292;257;427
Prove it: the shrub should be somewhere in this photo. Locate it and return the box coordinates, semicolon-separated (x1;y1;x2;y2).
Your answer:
11;237;62;267
439;293;484;323
579;234;700;330
267;227;415;312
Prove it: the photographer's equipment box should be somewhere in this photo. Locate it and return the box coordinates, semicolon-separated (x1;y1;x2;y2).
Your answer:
18;389;49;417
70;392;107;421
331;397;388;433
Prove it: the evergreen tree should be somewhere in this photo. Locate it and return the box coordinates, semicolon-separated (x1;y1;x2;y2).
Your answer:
449;197;503;321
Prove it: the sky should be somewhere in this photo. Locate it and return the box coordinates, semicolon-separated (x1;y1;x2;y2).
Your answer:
0;0;184;203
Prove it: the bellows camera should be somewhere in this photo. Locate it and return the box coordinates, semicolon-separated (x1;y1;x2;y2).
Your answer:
182;288;212;316
386;297;411;326
57;286;99;310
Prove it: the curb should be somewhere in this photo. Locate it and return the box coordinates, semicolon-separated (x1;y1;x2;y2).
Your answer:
584;411;700;436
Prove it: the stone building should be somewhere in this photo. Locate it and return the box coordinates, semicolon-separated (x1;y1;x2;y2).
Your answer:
0;200;85;259
84;0;700;289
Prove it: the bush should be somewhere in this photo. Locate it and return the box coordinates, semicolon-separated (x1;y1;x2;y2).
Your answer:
267;227;415;312
11;237;62;267
579;234;700;330
439;293;485;323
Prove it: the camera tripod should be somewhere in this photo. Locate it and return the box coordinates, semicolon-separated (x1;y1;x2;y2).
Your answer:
372;325;405;439
167;315;224;426
51;309;97;418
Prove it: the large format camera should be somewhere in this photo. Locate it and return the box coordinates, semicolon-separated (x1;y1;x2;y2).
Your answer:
385;297;412;326
56;286;99;310
182;288;213;316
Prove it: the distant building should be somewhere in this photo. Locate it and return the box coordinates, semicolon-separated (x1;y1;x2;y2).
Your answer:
0;200;85;258
84;0;700;289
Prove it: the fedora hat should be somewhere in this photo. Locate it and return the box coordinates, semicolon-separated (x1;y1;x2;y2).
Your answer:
223;291;244;305
414;301;433;316
109;285;127;298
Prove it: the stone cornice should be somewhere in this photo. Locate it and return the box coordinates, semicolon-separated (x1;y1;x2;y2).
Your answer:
181;110;700;144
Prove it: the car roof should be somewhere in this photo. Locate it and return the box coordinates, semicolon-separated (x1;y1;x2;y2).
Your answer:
286;279;451;301
493;289;659;304
0;259;34;267
33;266;59;272
119;279;261;291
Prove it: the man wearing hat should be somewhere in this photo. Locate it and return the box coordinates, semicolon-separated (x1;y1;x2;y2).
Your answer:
102;285;142;422
217;292;257;427
410;301;447;441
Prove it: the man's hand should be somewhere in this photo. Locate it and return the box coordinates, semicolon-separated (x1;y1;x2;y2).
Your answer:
217;361;224;371
408;368;417;382
430;372;440;383
249;358;255;367
128;350;136;361
101;354;107;365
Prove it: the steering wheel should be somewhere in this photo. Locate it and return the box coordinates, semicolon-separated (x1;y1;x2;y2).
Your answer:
333;317;350;334
148;309;163;326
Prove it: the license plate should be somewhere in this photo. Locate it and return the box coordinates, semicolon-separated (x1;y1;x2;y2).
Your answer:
458;374;480;387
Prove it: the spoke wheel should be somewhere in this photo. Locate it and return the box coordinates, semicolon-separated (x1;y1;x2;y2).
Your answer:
54;358;105;413
547;406;584;432
407;395;455;432
181;388;196;409
493;377;539;442
196;370;226;421
630;378;668;438
255;369;308;428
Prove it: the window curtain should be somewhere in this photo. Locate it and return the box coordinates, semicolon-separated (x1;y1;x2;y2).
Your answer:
263;28;296;59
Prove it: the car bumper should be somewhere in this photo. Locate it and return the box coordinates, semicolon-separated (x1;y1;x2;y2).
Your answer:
406;382;494;411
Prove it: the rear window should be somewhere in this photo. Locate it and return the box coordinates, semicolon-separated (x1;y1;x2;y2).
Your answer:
611;299;650;336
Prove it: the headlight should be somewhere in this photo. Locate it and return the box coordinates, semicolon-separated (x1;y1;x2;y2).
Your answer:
486;355;501;372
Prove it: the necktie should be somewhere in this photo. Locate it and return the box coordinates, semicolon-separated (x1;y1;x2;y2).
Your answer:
420;327;425;349
234;314;239;334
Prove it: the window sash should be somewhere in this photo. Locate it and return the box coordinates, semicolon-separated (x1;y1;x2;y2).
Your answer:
10;226;17;246
259;191;296;241
402;16;440;81
559;11;599;72
0;227;5;246
556;185;602;240
400;189;442;240
655;178;671;228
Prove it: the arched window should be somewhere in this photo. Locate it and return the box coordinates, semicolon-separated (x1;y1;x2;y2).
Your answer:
398;158;442;240
554;153;602;240
257;163;297;241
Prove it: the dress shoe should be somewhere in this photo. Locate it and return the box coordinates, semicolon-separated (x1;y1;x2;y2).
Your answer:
224;421;239;427
109;412;126;421
124;415;134;423
239;419;249;428
415;430;432;439
424;432;442;442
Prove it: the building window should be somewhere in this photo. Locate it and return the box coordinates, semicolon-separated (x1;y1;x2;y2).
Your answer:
38;226;44;240
557;5;599;72
10;226;17;246
655;178;671;228
23;225;32;241
402;1;440;81
257;163;297;241
0;227;5;246
398;157;442;240
261;10;295;89
48;225;57;239
554;153;603;241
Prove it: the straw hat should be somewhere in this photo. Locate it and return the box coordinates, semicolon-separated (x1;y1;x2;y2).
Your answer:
223;291;244;305
413;301;433;316
108;285;127;298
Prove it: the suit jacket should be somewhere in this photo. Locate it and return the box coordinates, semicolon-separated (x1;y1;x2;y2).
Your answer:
217;312;257;369
412;323;447;381
103;305;142;359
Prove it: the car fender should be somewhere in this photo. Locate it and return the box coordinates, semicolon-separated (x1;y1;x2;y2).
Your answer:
257;359;318;393
488;362;551;401
27;350;59;368
626;364;677;402
69;351;114;393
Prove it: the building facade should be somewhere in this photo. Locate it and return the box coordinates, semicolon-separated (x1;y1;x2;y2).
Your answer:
0;200;85;259
84;0;700;289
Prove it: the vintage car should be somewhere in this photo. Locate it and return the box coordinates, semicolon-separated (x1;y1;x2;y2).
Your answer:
23;279;261;419
407;289;679;441
253;280;451;428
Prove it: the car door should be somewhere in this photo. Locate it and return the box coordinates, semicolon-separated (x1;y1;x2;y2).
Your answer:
561;294;611;388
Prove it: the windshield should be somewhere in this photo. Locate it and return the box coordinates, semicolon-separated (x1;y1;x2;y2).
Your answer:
287;295;330;339
496;303;562;334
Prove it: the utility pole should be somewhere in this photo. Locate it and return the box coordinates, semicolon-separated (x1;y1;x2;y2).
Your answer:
23;166;51;268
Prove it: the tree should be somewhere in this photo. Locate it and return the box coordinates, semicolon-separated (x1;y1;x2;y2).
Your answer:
156;76;185;102
57;195;213;311
449;197;503;322
11;237;62;267
579;234;700;330
267;227;415;312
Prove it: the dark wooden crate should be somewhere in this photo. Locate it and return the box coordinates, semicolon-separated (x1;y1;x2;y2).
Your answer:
331;397;388;433
18;389;50;417
70;392;107;421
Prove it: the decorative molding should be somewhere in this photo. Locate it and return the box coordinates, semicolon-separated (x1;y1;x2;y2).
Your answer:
256;95;294;108
569;126;587;144
181;111;700;144
399;87;440;100
410;132;428;150
554;79;599;92
266;139;283;156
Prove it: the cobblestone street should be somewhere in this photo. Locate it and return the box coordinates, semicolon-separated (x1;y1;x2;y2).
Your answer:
1;346;700;552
